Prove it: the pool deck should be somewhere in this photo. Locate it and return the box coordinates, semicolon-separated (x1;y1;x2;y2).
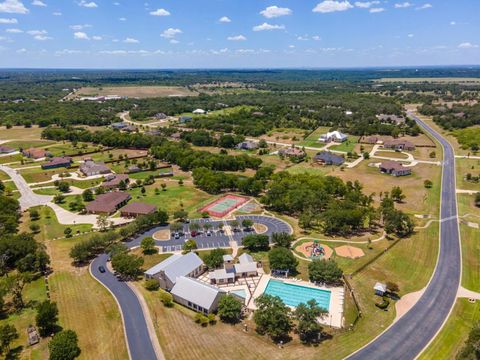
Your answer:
247;275;344;328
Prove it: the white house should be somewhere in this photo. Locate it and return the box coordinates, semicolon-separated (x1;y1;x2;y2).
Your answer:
171;276;226;314
193;109;206;115
374;282;387;296
209;253;258;285
319;131;348;143
144;252;204;290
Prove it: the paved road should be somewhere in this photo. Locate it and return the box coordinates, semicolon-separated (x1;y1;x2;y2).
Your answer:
91;254;158;360
0;164;52;210
348;113;461;360
91;215;292;360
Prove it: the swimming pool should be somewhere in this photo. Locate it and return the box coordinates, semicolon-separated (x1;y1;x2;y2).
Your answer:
264;280;331;310
231;289;247;299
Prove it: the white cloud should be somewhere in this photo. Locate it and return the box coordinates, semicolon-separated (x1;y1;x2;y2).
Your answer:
0;17;16;23
450;21;456;26
227;34;246;41
16;47;26;52
252;22;285;31
74;31;89;40
27;29;45;35
52;11;61;15
260;6;292;18
313;1;353;13
118;17;126;21
416;3;432;10
394;2;412;8
31;0;46;6
34;34;50;40
354;1;379;8
312;35;321;41
219;16;231;23
169;39;179;44
458;42;478;49
150;8;170;16
69;24;91;30
78;1;97;8
92;35;102;40
6;27;22;32
369;7;385;13
407;33;414;38
123;37;139;43
0;0;29;14
160;28;181;39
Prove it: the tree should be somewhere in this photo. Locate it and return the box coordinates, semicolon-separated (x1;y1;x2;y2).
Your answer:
144;279;160;291
242;234;270;252
36;300;59;337
390;186;405;203
118;180;127;191
295;299;327;343
241;219;254;229
161;183;167;191
141;186;146;195
107;243;128;257
48;330;81;360
111;253;144;280
475;192;480;208
386;281;399;294
53;194;65;204
363;152;370;159
57;181;70;193
0;324;18;356
30;223;40;233
182;239;197;253
254;294;292;342
203;248;226;269
384;209;414;237
268;247;298;273
424;180;433;189
82;189;94;202
218;295;243;323
29;209;40;221
141;236;157;255
271;232;294;249
173;210;188;221
96;215;109;231
3;272;32;310
170;222;184;234
308;259;343;285
160;292;174;307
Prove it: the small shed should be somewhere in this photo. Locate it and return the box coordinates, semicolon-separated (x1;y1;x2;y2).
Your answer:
374;282;387;296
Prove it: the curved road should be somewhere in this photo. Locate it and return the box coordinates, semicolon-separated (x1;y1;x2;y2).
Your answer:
348;113;461;359
91;215;293;360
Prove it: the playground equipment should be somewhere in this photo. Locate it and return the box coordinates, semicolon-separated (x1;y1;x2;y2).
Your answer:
309;240;326;258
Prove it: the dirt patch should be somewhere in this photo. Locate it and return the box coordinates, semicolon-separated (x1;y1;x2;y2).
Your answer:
153;229;171;241
254;223;268;234
296;241;333;260
335;245;365;259
69;86;197;99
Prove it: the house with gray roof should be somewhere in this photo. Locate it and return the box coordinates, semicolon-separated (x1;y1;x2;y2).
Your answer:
171;276;226;314
314;151;345;166
209;253;258;285
144;252;204;290
236;140;259;151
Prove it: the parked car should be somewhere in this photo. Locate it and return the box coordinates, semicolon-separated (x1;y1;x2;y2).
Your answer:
190;231;198;237
206;230;212;236
98;266;106;273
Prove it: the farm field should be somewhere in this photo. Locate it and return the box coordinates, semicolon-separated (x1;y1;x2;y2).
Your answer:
70;85;198;99
376;77;480;84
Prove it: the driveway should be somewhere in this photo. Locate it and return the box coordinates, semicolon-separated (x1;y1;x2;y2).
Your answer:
0;164;53;210
348;112;461;359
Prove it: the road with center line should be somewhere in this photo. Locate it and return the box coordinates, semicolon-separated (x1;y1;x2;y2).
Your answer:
348;113;461;360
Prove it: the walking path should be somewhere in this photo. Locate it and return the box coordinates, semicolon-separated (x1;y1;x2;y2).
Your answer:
456;189;478;195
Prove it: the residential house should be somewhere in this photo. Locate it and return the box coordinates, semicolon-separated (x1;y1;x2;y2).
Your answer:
122;125;137;133
236;140;259;150
111;122;128;130
0;146;16;154
120;202;157;218
41;156;72;170
319;131;348;143
193;109;206;115
79;160;111;177
209;253;258;285
171;276;226;314
178;116;193;124
144;252;205;290
364;136;380;144
127;165;141;173
170;132;182;141
154;112;167;120
379;161;412;177
85;191;131;214
374;282;387;296
383;139;416;151
252;111;265;117
279;147;306;158
376;114;406;125
102;174;130;189
314;151;345;166
23;148;48;159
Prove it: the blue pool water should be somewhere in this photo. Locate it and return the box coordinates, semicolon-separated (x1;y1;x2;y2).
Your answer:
264;280;331;310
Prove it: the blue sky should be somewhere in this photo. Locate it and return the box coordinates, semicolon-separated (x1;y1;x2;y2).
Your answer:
0;0;479;68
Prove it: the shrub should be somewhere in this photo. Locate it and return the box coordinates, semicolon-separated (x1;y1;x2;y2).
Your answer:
144;279;160;291
160;292;174;307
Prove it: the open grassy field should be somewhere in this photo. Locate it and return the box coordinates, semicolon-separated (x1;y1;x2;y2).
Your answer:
0;277;50;359
0;126;45;140
374;151;410;160
419;299;480;360
452;127;480;150
376;77;480;84
0;153;22;164
6;140;56;149
456;158;480;191
329;137;360;153
256;128;310;146
127;180;213;217
19;167;67;183
70;86;197;99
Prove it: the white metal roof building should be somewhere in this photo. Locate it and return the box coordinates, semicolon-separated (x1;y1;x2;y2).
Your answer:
171;276;226;314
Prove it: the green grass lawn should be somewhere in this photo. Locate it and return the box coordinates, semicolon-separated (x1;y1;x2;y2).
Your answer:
6;140;55;149
44;142;98;157
456;158;480;191
0;153;22;164
297;126;332;148
20;167;66;183
420;299;480;360
453;128;480;150
127;181;213;217
329;137;360;153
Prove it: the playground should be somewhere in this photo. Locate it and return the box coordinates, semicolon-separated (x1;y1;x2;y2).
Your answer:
296;241;333;260
200;194;249;218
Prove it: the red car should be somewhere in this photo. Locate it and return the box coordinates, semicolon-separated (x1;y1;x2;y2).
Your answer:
190;231;198;237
